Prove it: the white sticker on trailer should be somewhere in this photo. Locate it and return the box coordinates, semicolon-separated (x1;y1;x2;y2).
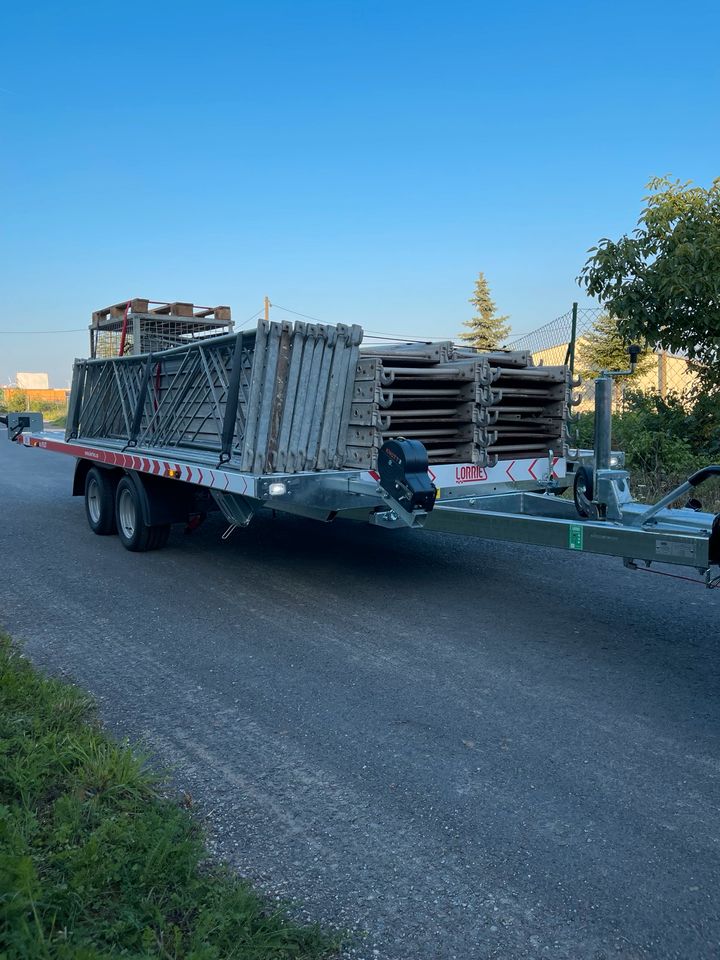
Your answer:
427;456;566;487
655;539;696;560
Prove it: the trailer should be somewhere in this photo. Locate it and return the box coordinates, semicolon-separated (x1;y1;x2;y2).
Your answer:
3;306;719;586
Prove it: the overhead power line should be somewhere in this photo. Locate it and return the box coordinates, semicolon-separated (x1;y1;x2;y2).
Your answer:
0;328;86;334
270;302;441;343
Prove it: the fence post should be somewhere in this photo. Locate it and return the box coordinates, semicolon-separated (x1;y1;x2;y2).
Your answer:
565;302;578;376
658;351;667;398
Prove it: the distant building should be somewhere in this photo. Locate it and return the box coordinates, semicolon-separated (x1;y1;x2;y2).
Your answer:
2;373;69;410
0;371;68;410
16;371;50;390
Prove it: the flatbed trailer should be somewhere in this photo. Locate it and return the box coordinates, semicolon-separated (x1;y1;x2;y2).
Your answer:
4;403;720;586
3;308;718;584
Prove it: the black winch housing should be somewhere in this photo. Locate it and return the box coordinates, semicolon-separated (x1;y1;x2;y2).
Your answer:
377;439;437;514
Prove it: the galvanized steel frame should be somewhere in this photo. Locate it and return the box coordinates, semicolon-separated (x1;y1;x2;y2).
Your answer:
67;320;363;475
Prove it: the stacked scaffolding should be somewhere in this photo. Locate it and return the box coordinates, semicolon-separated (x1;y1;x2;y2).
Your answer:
343;342;578;469
71;302;578;475
69;319;362;473
483;361;574;462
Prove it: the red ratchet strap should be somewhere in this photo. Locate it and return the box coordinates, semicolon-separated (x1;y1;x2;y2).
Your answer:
118;301;131;357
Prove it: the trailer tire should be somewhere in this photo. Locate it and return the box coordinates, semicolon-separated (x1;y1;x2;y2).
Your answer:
573;466;595;518
84;467;118;535
115;477;170;552
148;524;171;551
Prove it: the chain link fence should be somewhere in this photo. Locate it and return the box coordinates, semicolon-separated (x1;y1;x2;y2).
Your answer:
505;305;720;509
507;304;699;413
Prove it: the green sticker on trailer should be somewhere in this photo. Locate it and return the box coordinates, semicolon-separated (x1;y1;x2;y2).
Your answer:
569;524;584;550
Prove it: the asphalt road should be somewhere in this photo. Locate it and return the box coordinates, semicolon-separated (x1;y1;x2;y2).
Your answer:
2;433;720;960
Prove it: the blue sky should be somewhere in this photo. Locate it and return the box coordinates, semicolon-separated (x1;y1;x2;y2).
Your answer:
1;0;718;385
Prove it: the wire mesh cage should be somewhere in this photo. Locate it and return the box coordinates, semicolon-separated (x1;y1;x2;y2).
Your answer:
89;300;234;359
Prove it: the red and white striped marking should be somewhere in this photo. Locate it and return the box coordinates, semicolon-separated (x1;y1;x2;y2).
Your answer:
19;435;249;495
20;434;564;496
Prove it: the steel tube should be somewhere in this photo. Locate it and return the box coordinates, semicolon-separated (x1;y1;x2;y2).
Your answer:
593;376;613;474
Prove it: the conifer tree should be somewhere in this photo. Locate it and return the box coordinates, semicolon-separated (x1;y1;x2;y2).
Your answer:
458;273;510;350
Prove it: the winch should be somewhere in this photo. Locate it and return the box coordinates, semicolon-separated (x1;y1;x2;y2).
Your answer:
377;439;437;515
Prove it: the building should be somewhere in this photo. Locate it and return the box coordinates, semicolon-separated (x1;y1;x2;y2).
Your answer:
16;371;50;390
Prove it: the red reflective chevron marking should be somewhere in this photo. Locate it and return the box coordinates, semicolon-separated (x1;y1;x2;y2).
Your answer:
23;437;288;502
528;459;539;480
428;467;436;482
369;469;380;481
505;460;516;481
552;456;559;479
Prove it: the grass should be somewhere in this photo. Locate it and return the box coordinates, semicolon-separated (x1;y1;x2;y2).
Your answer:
45;413;67;428
0;634;337;960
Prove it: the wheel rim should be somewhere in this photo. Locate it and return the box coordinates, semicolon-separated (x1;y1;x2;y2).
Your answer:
87;478;101;523
574;469;595;518
118;488;136;539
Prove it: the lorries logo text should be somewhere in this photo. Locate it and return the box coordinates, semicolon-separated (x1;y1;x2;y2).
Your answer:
455;465;487;483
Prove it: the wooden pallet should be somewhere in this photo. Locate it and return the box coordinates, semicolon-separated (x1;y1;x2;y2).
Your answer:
147;302;232;322
92;300;231;326
92;299;149;324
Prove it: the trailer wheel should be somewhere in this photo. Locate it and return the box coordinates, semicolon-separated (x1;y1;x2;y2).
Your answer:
115;477;170;552
573;466;595;518
85;467;117;535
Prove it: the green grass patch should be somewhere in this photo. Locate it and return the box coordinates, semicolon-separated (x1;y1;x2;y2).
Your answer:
0;635;337;959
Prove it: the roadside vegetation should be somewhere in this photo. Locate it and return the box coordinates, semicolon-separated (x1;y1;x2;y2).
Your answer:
0;634;336;960
0;392;68;427
574;175;720;511
574;390;720;511
579;175;720;396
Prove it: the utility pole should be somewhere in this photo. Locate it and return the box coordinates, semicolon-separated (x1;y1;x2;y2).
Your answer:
264;296;271;321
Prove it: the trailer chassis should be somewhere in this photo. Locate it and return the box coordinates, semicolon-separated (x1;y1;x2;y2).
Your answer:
4;395;719;583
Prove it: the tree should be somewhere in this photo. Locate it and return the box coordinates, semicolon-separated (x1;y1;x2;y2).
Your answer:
458;272;510;350
578;311;655;387
578;176;720;392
